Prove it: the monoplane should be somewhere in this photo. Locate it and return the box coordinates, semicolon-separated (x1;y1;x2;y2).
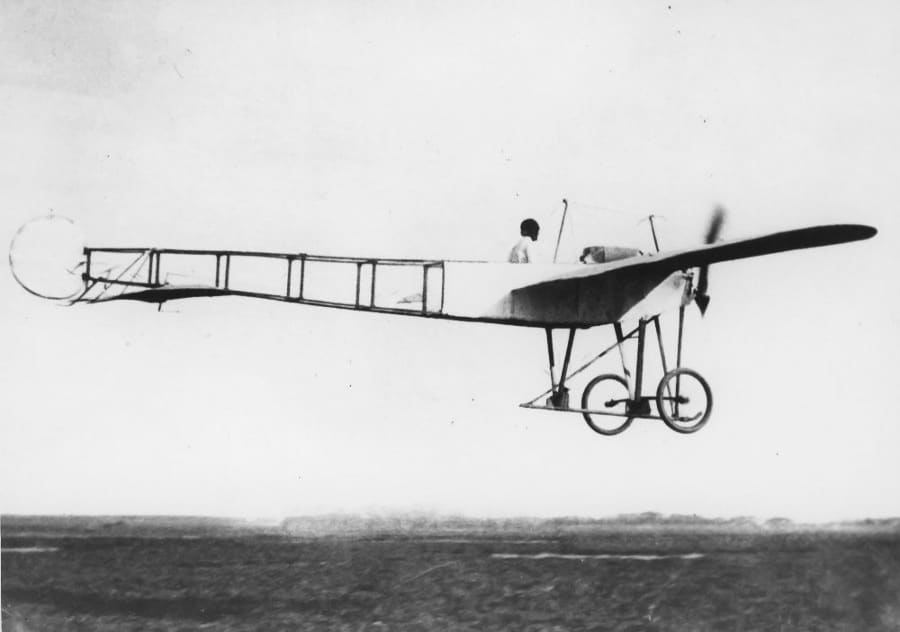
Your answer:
10;207;876;435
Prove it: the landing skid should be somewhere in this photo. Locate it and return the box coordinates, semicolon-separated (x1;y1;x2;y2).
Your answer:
521;401;667;420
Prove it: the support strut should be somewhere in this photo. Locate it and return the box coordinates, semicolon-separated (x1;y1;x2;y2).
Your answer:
626;318;652;416
634;318;647;402
545;328;576;408
675;304;686;416
545;328;556;392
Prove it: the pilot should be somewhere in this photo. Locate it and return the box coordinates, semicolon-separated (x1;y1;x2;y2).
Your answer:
509;218;540;263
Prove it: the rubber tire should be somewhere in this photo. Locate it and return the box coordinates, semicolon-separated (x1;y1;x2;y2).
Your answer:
656;368;713;434
582;374;634;436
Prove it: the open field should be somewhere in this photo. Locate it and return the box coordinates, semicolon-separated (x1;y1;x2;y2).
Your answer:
3;516;900;631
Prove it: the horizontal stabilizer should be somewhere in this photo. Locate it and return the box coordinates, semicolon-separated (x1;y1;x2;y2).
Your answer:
86;286;230;303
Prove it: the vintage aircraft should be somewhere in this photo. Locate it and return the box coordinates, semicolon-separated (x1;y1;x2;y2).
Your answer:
9;208;876;435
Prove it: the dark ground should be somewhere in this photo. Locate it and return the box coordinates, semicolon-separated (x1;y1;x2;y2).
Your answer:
3;516;900;631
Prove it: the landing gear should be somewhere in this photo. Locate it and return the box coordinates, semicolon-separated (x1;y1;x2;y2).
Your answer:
581;374;633;435
520;299;714;436
656;368;712;433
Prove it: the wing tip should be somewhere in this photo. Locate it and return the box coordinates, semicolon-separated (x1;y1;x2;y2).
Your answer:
832;223;877;243
859;224;878;240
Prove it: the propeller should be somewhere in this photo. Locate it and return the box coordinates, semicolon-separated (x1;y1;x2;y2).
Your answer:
694;206;726;315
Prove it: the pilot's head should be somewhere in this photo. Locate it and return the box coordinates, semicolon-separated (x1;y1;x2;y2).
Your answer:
520;218;540;241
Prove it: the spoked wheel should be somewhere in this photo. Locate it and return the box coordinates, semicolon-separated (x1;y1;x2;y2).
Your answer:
581;374;634;436
656;368;712;434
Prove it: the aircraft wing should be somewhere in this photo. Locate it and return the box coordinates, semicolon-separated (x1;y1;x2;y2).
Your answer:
644;222;875;272
505;224;876;325
533;223;875;286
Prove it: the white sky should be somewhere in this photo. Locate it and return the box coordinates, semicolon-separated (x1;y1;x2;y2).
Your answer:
1;0;898;522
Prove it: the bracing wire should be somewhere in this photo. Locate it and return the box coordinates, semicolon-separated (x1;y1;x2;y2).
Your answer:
82;250;150;302
565;199;653;219
524;325;641;406
555;199;663;258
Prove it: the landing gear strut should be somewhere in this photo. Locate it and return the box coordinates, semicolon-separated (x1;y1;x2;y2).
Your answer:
522;306;713;436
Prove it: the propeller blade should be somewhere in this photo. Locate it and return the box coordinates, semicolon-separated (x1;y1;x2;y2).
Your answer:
705;206;726;243
695;206;726;315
